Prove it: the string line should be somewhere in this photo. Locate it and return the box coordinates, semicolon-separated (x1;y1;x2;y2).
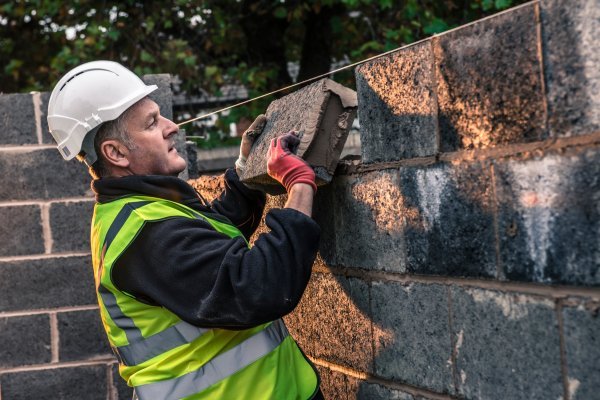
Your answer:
176;36;429;128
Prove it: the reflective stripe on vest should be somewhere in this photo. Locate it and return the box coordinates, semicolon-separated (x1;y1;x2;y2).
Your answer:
97;199;212;366
135;319;289;400
93;196;318;399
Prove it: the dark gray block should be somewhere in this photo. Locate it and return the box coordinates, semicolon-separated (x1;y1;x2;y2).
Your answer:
0;93;37;145
0;314;51;368
240;78;357;193
0;365;107;400
58;310;112;362
541;0;600;137
0;148;93;201
0;205;45;257
40;91;55;145
371;282;453;394
434;4;545;151
451;287;563;399
562;305;600;400
399;161;496;277
284;272;373;372
0;256;96;312
494;149;600;285
320;163;496;277
50;200;95;253
112;363;134;399
355;41;438;163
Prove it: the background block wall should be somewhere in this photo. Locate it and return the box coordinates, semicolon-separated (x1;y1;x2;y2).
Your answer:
0;75;178;399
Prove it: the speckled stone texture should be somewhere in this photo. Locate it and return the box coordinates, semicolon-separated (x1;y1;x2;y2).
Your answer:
494;148;600;285
371;282;454;394
355;42;438;163
240;78;357;193
0;148;92;201
450;287;563;400
541;0;600;137
284;271;373;372
434;4;545;151
0;93;37;145
562;304;600;400
50;200;95;253
317;163;496;278
0;314;51;368
58;309;112;361
0;365;107;400
0;205;44;257
0;256;96;312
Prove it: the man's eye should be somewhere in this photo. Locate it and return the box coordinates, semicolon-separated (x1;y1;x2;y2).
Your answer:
148;118;157;128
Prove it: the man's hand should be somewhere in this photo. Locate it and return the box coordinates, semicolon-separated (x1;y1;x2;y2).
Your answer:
267;131;317;194
236;114;266;175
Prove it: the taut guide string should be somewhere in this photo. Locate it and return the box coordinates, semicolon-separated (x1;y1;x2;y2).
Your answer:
176;37;428;133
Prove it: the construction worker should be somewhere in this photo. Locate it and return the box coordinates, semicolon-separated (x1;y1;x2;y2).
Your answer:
47;61;323;399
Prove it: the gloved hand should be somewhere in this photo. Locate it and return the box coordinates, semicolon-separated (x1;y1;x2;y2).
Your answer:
236;114;266;174
267;131;317;193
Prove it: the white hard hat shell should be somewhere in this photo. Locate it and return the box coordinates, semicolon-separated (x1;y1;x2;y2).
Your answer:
47;60;157;163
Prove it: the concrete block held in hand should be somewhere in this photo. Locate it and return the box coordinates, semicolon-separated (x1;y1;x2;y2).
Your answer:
239;78;358;194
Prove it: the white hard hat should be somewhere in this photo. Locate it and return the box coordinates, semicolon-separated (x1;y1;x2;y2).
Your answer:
47;60;157;164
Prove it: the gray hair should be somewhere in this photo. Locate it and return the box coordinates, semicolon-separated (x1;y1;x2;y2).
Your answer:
91;101;141;178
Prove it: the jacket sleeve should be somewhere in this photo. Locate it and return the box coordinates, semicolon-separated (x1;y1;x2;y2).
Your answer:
207;168;266;240
111;207;320;329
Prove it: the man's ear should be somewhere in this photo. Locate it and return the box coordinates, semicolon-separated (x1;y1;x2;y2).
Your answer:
99;140;130;169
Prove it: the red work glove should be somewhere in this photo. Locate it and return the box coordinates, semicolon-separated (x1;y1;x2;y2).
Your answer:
267;132;317;193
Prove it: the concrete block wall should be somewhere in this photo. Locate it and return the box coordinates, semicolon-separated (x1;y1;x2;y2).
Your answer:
0;75;177;399
195;1;600;399
310;1;599;398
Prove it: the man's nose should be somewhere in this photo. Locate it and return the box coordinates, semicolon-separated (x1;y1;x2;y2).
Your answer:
163;117;179;138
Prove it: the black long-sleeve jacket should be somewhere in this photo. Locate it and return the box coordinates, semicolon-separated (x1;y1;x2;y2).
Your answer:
91;169;320;330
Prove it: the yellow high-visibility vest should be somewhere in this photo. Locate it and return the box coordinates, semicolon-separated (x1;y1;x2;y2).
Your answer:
91;195;319;399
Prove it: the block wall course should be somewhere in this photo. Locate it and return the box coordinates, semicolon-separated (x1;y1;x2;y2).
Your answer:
433;3;545;152
0;365;107;400
450;287;563;400
541;0;600;137
0;205;45;257
371;282;453;394
0;148;92;201
319;161;496;278
0;314;51;368
494;148;600;285
49;200;94;253
0;256;96;312
284;272;373;373
0;93;37;146
562;304;600;400
355;41;438;163
57;309;112;362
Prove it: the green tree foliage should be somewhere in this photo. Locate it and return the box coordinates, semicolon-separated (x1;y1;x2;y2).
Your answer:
0;0;525;137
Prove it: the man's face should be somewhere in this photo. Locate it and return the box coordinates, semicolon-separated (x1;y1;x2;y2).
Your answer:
124;99;187;176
